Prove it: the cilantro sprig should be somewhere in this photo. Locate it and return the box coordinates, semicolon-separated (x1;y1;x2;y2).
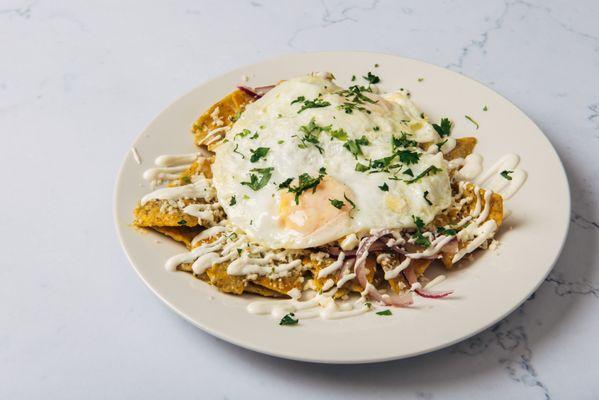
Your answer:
241;167;274;191
250;147;269;163
432;118;452;138
284;167;327;204
279;313;299;326
411;215;431;248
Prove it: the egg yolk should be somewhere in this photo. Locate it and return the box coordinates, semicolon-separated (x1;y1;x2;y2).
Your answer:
278;177;354;236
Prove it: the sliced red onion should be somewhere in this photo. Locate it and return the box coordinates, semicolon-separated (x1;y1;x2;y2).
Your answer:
253;85;275;96
237;85;275;98
403;266;453;299
354;230;392;286
414;288;453;298
352;230;413;307
325;241;386;256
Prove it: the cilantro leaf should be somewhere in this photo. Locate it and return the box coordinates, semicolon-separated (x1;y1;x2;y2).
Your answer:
250;147;269;163
363;72;380;84
241;167;274;191
437;226;457;236
406;165;442;184
329;199;344;209
397;149;420;165
279;313;299;326
432;118;452;137
285;169;327;204
344;136;370;158
392;132;418;149
229;196;237;206
290;96;305;105
376;309;392;316
379;182;389;192
500;170;513;180
278;178;293;189
234;129;252;139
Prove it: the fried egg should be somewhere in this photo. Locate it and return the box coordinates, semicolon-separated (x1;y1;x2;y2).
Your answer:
212;73;451;249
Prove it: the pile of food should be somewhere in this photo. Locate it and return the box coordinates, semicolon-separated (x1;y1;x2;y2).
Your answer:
133;71;512;319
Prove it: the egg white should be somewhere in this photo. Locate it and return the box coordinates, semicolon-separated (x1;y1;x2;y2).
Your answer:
212;74;451;249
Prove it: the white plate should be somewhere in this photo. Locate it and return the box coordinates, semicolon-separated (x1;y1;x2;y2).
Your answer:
114;52;569;363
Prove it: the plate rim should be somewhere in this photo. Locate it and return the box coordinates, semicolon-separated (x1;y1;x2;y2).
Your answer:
113;51;571;364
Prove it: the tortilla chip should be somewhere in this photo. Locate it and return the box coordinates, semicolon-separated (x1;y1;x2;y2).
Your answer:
191;89;256;149
445;137;477;160
134;198;207;227
152;226;204;249
441;184;503;268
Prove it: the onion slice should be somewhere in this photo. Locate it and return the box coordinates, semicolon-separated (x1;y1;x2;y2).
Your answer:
237;85;275;98
403;266;453;299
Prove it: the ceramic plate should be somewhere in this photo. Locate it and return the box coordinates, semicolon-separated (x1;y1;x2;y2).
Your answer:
114;52;569;363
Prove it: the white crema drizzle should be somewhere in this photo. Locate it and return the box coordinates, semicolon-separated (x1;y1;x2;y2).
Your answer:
143;152;205;184
154;145;526;321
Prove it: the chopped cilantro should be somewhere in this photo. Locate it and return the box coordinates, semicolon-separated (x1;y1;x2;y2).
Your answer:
374;63;379;68
290;96;305;105
432;118;452;138
379;182;389;191
278;178;293;189
355;162;370;172
233;143;245;159
250;147;269;163
406;165;442;184
465;115;479;129
328;127;348;141
413;215;425;230
403;168;414;177
392;132;418;149
250;132;259;139
229;196;237;206
344;193;356;209
365;302;372;308
285;168;327;204
376;309;392;316
417;77;424;82
279;313;299;326
351;75;356;81
177;219;187;225
234;129;252;139
230;110;242;122
500;170;513;180
423;190;432;206
181;176;191;184
411;215;430;248
483;105;488;111
278;140;285;144
437;226;457;236
344;136;370;159
397;149;420;165
240;167;274;191
363;71;380;84
329;199;344;209
293;97;331;113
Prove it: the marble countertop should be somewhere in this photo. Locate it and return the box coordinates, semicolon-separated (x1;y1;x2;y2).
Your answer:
2;1;597;398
